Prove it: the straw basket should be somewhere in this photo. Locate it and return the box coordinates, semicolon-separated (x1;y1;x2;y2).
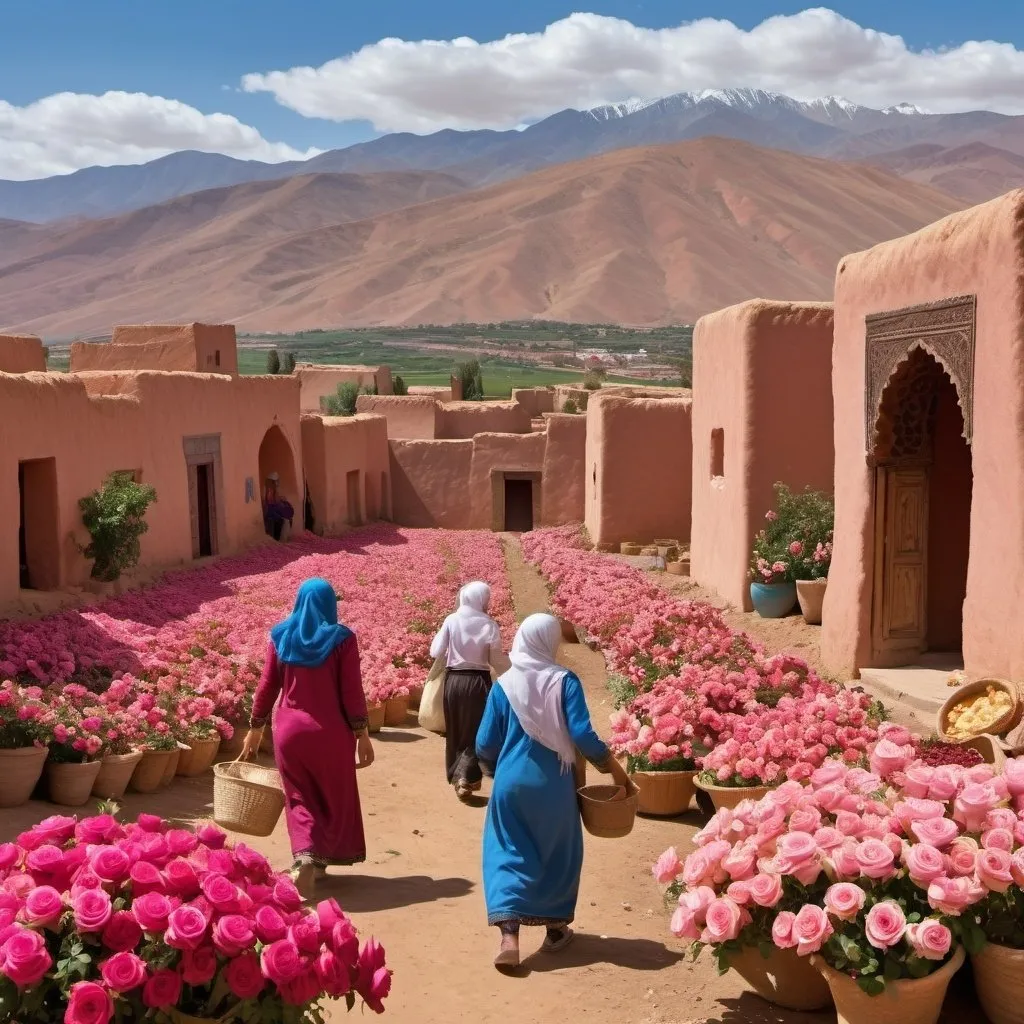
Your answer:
959;733;1007;771
213;761;285;837
177;737;221;778
578;782;638;839
938;679;1020;741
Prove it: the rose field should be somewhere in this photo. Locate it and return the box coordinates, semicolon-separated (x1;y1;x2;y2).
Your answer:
0;523;1008;1024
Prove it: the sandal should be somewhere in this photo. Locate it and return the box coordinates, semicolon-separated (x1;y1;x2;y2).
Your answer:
290;861;317;902
493;941;520;970
541;927;575;953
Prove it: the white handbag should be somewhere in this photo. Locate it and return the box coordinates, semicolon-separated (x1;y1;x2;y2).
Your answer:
417;655;447;734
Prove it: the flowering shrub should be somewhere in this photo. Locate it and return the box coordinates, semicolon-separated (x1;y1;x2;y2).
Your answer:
0;811;391;1021
750;484;834;584
652;742;1024;994
0;681;47;749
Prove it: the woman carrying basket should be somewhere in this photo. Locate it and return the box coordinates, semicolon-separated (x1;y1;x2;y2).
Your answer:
241;578;374;899
476;612;630;970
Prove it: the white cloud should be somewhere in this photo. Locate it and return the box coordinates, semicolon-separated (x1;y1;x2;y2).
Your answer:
242;8;1024;132
0;91;320;180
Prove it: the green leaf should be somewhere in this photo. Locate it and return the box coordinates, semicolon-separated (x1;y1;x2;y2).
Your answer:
883;955;903;982
857;974;886;997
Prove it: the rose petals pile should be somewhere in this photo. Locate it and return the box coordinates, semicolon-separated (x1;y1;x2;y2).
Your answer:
0;812;390;1021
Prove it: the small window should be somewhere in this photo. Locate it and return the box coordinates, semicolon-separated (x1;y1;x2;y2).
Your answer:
710;428;724;479
215;350;221;367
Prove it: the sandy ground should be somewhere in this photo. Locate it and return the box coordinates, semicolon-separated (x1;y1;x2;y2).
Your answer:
0;537;979;1023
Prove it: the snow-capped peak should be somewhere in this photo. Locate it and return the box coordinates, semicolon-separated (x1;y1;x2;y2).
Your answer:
587;97;656;121
882;102;930;116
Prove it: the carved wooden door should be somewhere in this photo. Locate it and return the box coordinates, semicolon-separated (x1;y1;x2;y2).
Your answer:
872;466;928;658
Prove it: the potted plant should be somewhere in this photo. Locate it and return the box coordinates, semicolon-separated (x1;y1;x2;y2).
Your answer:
174;692;227;777
0;680;49;807
77;471;157;590
784;488;834;625
91;705;145;800
38;688;105;805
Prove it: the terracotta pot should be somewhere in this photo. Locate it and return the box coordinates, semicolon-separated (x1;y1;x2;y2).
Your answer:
384;697;410;727
130;749;173;793
749;582;797;618
812;946;964;1024
0;747;49;808
92;751;143;799
177;737;221;778
971;941;1024;1024
160;745;185;786
407;685;423;711
796;578;828;625
666;559;690;576
629;770;696;817
728;945;832;1011
216;731;246;762
367;703;385;734
694;777;771;811
46;760;103;807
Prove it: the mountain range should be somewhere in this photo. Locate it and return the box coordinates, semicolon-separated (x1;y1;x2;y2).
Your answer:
3;88;1024;223
0;137;967;338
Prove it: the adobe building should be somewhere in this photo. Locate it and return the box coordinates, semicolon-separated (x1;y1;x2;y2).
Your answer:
690;300;834;610
0;334;47;373
70;324;238;375
584;391;692;548
823;189;1024;682
295;364;394;411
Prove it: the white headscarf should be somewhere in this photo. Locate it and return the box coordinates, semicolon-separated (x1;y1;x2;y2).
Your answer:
430;581;499;668
497;613;575;773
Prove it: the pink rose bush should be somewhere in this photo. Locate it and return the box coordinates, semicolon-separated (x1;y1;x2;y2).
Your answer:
750;484;834;584
0;528;514;770
0;811;391;1021
649;751;1024;994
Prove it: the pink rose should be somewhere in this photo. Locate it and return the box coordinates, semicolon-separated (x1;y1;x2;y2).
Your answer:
864;901;906;950
904;844;947;887
142;969;181;1009
926;767;961;802
747;874;783;909
90;848;130;885
181;946;218;986
200;873;241;913
314;948;351;998
927;876;985;915
1012;849;1024;888
870;739;911;778
22;885;63;928
828;841;861;881
901;764;934;799
985;808;1017;832
721;844;758;882
132;892;172;933
254;905;288;944
726;881;752;906
954;782;1001;832
701;898;745;944
823;883;866;922
226;952;265;1000
909;817;961;850
100;951;147;993
72;889;112;933
669;905;701;941
261;939;305;985
982;828;1014;853
682;850;714;889
855;839;896;880
65;981;114;1024
213;914;256;957
789;808;823;834
947;837;979;876
652;848;682;885
906;920;953;961
1003;757;1024;796
977;849;1014;894
164;858;200;898
164;905;208;950
792;905;832;956
0;927;52;988
771;911;797;950
101;912;143;953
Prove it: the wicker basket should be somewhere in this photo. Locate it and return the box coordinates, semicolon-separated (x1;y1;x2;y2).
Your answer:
213;761;285;837
958;734;1007;770
938;679;1020;741
578;782;638;839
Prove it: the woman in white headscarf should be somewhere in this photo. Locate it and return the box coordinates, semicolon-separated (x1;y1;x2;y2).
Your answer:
476;612;630;969
430;581;505;801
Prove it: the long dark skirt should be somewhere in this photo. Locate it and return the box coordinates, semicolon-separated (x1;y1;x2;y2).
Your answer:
443;669;491;788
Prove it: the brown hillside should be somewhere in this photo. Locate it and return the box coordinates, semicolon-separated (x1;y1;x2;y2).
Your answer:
0;138;966;336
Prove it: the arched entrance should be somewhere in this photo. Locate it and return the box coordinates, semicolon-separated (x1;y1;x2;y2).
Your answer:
868;347;973;664
258;425;298;506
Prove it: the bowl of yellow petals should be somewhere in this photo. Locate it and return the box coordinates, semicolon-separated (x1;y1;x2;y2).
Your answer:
938;679;1020;742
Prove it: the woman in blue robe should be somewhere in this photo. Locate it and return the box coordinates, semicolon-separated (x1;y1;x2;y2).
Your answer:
476;612;631;969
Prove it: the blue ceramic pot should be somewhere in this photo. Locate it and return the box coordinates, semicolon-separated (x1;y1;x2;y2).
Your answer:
750;581;797;618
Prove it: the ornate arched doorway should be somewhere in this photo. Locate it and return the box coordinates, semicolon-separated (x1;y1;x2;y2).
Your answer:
867;328;974;664
258;425;298;507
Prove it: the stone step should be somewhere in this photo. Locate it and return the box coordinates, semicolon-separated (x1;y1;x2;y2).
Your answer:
857;665;958;735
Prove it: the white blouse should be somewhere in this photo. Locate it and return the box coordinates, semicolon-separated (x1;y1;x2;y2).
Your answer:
430;611;502;672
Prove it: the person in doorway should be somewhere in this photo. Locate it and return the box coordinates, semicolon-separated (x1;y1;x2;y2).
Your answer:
476;612;631;970
240;578;374;900
430;582;506;801
262;472;294;541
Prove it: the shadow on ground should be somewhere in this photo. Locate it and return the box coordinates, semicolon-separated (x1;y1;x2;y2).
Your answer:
318;873;474;913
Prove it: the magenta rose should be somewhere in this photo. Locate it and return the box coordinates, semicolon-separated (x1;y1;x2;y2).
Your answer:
255;905;288;944
331;918;360;961
25;845;64;876
100;951;148;993
142;969;182;1009
181;945;218;986
226;951;266;1000
864;901;906;950
65;981;114;1024
128;861;164;897
101;911;143;953
30;815;77;846
201;874;241;913
280;967;322;1007
233;844;270;878
289;915;323;955
272;877;303;912
261;939;305;985
195;824;228;850
906;919;953;961
314;948;351;998
315;899;345;933
701;898;745;944
355;938;390;1014
22;885;64;928
165;905;209;950
163;858;200;899
73;889;113;933
0;928;53;988
823;883;866;922
132;892;172;934
792;905;832;956
165;830;198;857
90;848;130;886
213;915;256;957
135;814;165;834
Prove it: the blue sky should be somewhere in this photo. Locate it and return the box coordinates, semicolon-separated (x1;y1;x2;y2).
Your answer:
1;1;1022;179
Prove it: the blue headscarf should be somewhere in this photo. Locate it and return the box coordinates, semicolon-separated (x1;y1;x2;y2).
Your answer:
271;578;352;668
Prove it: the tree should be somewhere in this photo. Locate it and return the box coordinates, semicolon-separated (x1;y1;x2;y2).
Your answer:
583;369;603;391
281;352;296;374
266;350;281;375
78;473;157;581
562;398;579;414
393;375;409;396
456;359;485;401
322;382;360;417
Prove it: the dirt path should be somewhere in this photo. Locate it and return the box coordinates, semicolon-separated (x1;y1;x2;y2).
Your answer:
0;538;975;1023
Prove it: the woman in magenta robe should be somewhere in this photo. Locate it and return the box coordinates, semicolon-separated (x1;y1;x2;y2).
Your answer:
242;578;374;898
